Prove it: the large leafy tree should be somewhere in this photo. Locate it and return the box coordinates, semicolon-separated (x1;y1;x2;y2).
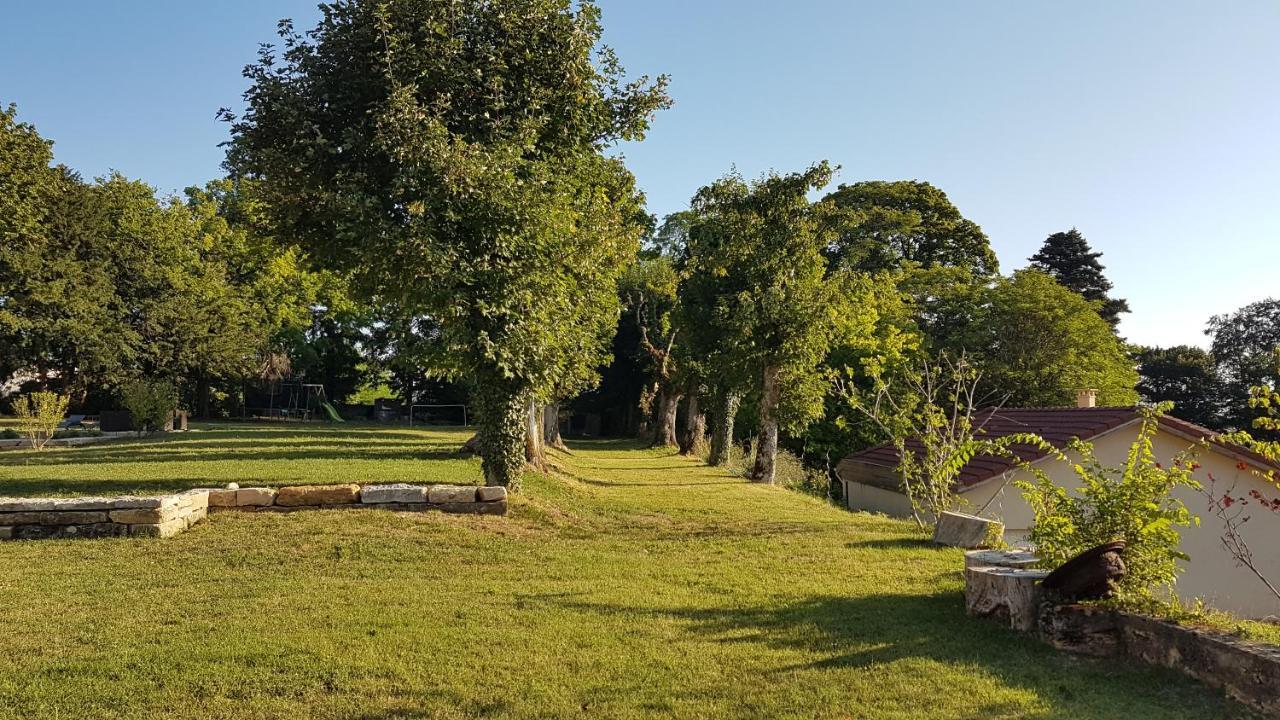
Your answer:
1028;228;1130;329
1208;298;1280;430
822;180;999;277
1135;345;1225;430
224;0;668;488
682;163;872;484
977;269;1139;407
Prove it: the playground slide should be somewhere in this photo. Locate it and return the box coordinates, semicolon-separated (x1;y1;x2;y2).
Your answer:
319;401;346;423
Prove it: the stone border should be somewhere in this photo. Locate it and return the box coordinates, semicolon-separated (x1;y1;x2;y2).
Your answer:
963;549;1280;718
0;483;507;541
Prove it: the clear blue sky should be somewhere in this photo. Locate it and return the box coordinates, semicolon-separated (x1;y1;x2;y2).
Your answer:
4;1;1278;348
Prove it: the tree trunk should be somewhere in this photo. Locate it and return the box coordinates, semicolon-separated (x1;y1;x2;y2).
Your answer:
525;397;546;470
472;375;527;490
709;389;740;466
543;403;568;451
678;394;706;456
652;390;681;447
750;365;782;484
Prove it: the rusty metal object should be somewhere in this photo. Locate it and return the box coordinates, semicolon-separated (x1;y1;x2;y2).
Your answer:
1042;541;1126;601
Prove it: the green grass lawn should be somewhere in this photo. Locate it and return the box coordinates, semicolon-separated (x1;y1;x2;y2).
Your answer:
0;425;1253;719
0;422;481;497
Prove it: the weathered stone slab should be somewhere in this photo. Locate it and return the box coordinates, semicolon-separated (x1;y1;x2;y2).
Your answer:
207;488;238;507
129;518;187;538
1038;603;1121;657
0;511;110;526
0;526;11;540
109;506;181;524
0;496;163;512
428;485;478;504
965;565;1049;632
236;488;276;506
361;484;429;504
164;489;209;511
965;549;1040;569
476;486;508;502
275;484;360;507
183;506;208;528
438;500;507;516
933;511;1003;549
13;523;128;540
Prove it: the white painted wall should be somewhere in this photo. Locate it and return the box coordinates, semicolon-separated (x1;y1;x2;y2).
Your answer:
841;423;1280;618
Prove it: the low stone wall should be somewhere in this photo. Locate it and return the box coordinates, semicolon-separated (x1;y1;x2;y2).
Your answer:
0;483;507;541
206;483;508;516
1041;604;1280;717
0;489;209;540
964;550;1280;718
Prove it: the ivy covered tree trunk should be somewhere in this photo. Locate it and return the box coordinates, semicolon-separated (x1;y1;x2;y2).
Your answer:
679;394;706;456
525;397;546;471
709;389;740;466
751;365;782;484
652;390;681;447
543;403;567;451
472;375;528;490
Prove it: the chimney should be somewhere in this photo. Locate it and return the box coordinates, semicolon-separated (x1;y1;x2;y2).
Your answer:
1076;389;1098;409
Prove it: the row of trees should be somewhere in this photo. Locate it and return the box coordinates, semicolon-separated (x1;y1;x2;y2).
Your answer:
614;173;1142;481
6;0;1273;493
0;104;469;417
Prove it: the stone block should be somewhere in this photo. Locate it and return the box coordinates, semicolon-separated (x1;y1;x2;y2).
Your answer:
964;549;1040;569
109;507;178;524
13;523;128;540
476;486;508;502
0;526;11;540
207;489;238;507
182;506;208;528
275;484;360;507
428;485;478;504
0;496;162;512
0;511;109;526
932;511;1003;549
129;518;187;538
965;565;1049;632
439;500;508;516
236;488;277;506
166;489;209;511
361;484;429;504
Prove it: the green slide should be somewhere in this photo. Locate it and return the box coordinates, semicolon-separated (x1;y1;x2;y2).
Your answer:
320;401;345;423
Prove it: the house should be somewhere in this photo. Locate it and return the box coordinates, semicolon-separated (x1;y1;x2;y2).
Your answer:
835;391;1280;619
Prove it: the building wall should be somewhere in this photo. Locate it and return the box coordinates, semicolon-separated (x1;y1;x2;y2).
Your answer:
841;423;1280;619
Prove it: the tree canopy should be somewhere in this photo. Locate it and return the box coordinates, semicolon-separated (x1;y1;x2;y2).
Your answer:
1135;345;1225;430
822;180;999;277
976;269;1139;407
223;0;669;487
1208;298;1280;430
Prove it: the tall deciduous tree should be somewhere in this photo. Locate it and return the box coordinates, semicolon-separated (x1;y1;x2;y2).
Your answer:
1208;298;1280;430
822;180;999;277
978;269;1139;407
1028;228;1129;329
224;0;668;488
683;163;869;484
1135;345;1225;430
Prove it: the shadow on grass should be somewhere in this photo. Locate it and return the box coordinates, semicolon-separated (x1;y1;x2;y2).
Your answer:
845;537;937;551
541;592;1235;719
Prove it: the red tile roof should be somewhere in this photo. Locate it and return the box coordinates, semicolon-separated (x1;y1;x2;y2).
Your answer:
838;406;1280;490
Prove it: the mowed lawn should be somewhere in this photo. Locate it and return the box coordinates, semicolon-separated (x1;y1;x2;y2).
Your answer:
0;426;1248;719
0;423;481;497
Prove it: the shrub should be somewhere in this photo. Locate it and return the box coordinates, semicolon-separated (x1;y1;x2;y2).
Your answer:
1;428;20;440
1017;404;1199;605
118;379;177;436
12;391;70;450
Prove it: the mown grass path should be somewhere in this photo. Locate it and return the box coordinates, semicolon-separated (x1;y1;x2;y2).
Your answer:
0;427;1247;719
